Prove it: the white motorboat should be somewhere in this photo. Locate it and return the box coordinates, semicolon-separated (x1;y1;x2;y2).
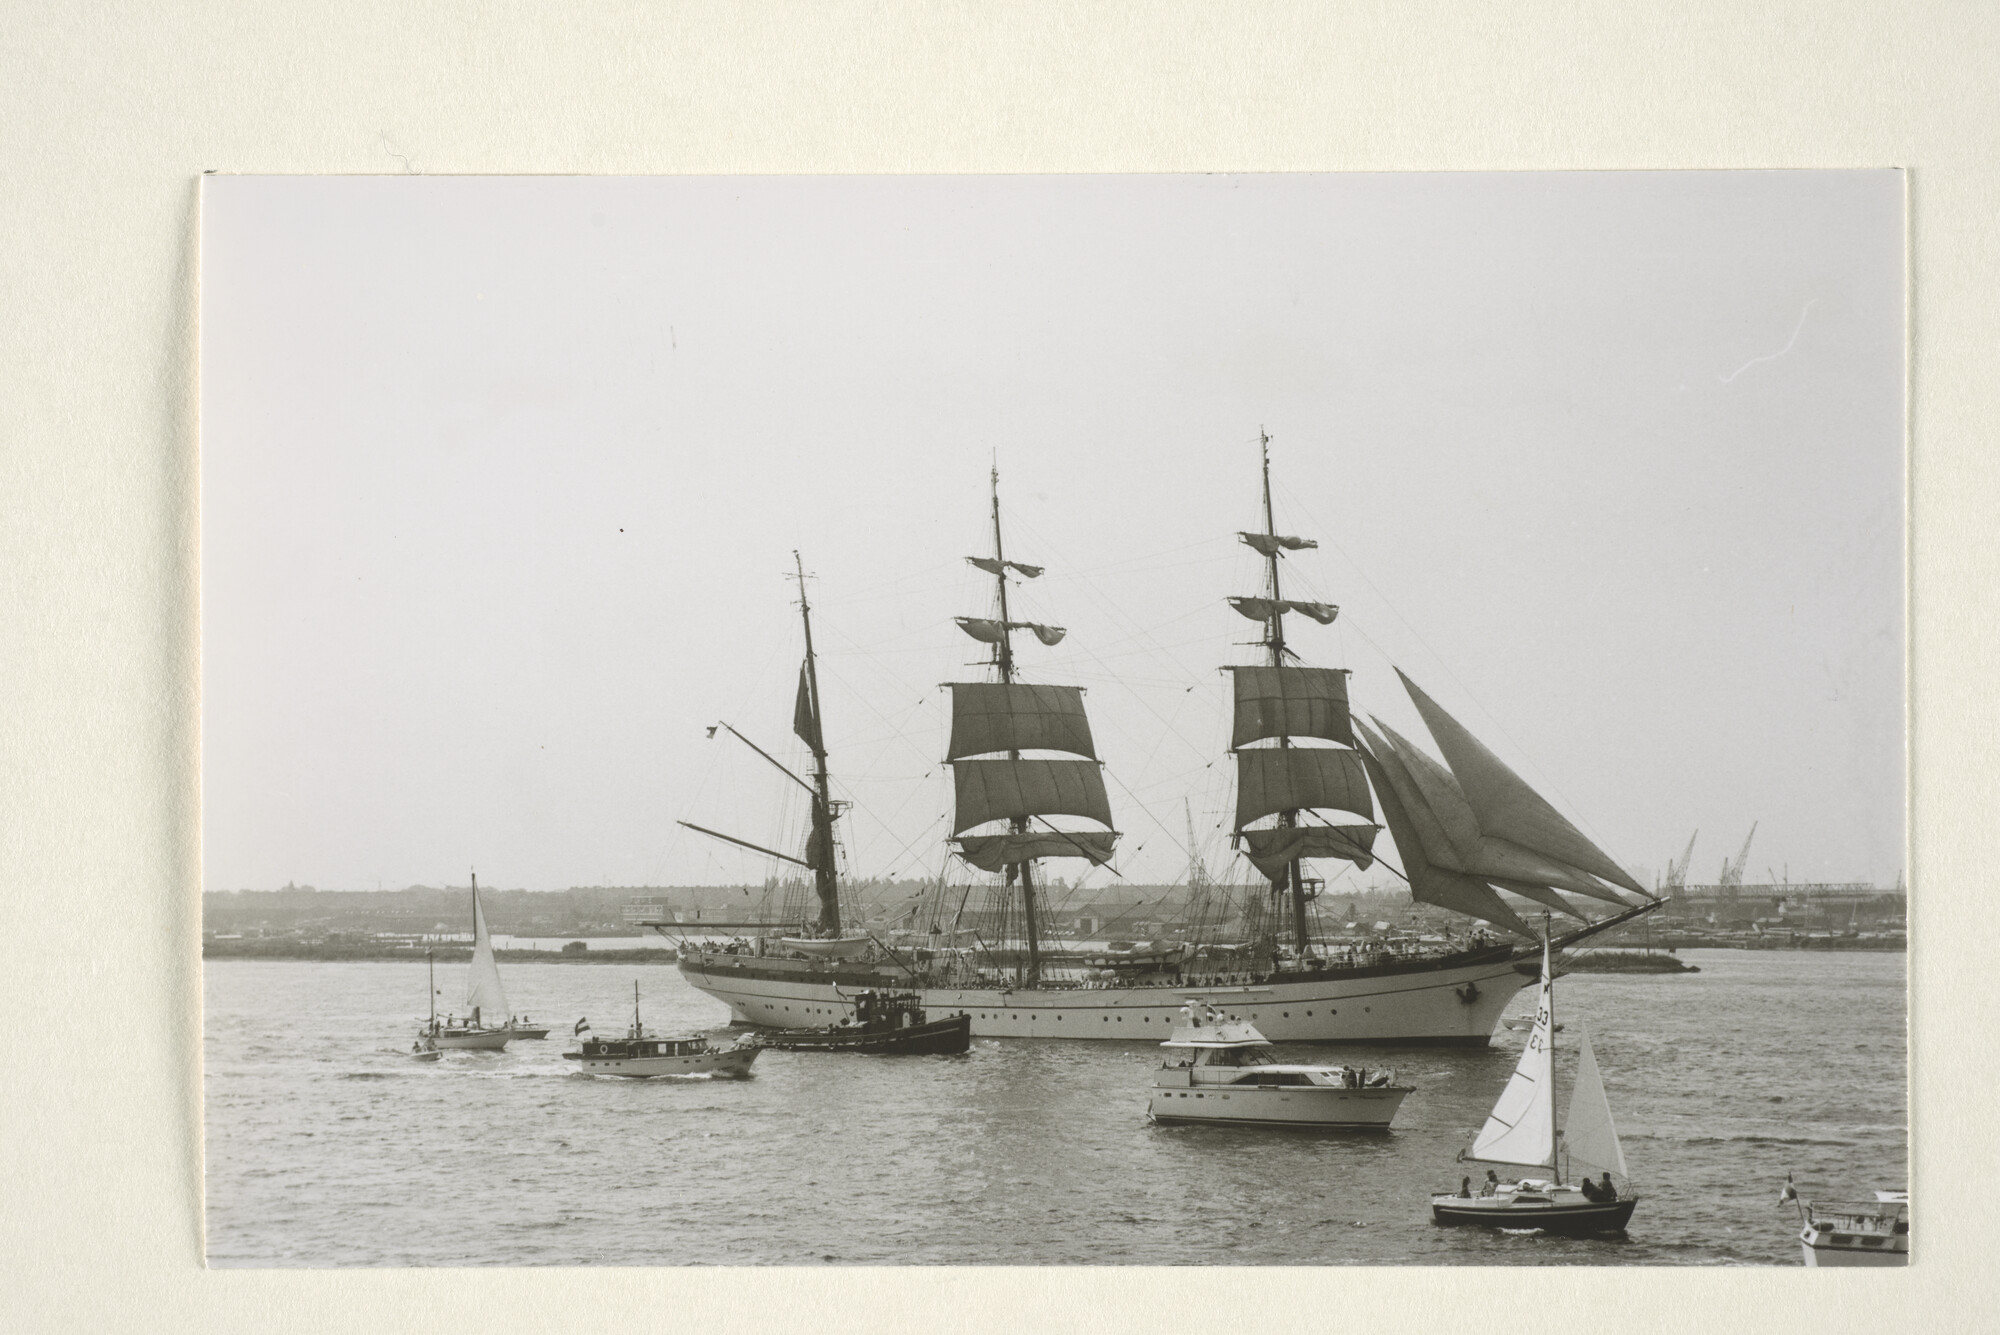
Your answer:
561;982;760;1079
1430;932;1638;1234
1148;999;1410;1128
1796;1188;1908;1266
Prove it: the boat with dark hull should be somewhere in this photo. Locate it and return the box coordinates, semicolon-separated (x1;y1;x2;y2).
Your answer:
661;445;1661;1046
1430;933;1639;1235
751;989;972;1055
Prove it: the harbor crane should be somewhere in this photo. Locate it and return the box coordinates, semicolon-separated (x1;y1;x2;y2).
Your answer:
1719;822;1759;887
1660;830;1698;892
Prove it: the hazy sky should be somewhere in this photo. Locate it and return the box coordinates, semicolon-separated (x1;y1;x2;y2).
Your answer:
201;173;1903;893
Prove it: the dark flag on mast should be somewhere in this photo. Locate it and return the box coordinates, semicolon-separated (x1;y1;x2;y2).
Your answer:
793;663;822;754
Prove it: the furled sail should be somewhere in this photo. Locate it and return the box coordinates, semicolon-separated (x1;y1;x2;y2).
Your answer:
1355;723;1535;938
951;758;1114;835
1233;747;1373;831
955;616;1067;647
1229;665;1355;749
792;662;821;753
1471;939;1558;1167
946;683;1097;761
954;830;1118;872
1238;824;1379;880
1238;532;1318;557
1397;670;1648;899
1562;1023;1628;1182
465;882;509;1019
1227;596;1338;626
1368;718;1626;907
966;556;1044;579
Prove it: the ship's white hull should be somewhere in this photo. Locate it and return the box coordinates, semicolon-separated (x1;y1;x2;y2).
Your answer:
678;954;1532;1044
1800;1227;1908;1266
1149;1082;1408;1127
432;1028;511;1050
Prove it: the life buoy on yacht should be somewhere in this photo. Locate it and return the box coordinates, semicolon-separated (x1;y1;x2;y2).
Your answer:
1455;983;1480;1005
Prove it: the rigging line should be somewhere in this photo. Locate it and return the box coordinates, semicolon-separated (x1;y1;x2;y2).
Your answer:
1275;480;1622;855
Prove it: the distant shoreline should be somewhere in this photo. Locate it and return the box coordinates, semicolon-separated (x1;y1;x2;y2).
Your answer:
202;942;679;964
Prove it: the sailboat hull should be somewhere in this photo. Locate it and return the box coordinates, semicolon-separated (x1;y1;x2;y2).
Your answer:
432;1028;511;1050
1430;1194;1637;1234
678;949;1531;1044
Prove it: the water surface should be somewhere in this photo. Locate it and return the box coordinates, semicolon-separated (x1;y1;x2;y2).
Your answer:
203;949;1906;1266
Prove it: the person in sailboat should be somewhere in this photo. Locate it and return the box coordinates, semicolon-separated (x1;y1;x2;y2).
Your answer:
1481;1170;1500;1198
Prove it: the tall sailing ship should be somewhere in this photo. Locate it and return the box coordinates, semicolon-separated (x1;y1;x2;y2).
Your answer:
671;446;1661;1043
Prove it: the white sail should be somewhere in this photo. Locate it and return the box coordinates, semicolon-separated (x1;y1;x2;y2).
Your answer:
465;880;510;1020
1470;938;1557;1169
1562;1023;1628;1183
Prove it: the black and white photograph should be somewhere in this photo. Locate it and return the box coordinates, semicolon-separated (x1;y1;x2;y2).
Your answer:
199;171;1904;1267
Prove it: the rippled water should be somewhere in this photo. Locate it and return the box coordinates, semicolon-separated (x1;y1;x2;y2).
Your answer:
203;950;1905;1266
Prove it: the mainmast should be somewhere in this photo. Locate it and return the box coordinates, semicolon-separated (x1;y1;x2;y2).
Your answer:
945;465;1117;990
1223;431;1374;970
791;551;842;934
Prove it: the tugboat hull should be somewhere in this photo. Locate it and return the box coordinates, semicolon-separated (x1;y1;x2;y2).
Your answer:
1430;1194;1637;1234
755;1012;971;1054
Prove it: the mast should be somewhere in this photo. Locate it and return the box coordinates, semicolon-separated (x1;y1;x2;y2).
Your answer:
945;465;1115;988
792;551;842;934
469;870;479;1028
987;466;1043;985
1256;431;1314;959
427;949;435;1033
1545;917;1560;1180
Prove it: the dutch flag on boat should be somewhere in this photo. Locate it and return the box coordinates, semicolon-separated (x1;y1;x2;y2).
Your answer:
575;1017;591;1035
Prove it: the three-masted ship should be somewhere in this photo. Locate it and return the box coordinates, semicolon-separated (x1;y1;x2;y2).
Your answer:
674;446;1661;1044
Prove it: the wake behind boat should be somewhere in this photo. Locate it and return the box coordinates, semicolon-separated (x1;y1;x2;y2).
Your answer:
1431;931;1637;1234
662;445;1661;1045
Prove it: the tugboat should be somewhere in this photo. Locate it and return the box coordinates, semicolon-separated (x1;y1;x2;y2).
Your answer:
561;982;759;1078
1148;998;1410;1127
752;988;972;1055
1430;928;1638;1235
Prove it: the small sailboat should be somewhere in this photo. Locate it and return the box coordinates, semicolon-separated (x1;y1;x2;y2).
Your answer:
1430;931;1637;1234
429;873;512;1050
410;950;442;1061
562;981;760;1078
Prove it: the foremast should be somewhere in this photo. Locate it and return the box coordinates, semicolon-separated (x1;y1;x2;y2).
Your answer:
1225;432;1374;965
791;551;842;934
947;466;1118;988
